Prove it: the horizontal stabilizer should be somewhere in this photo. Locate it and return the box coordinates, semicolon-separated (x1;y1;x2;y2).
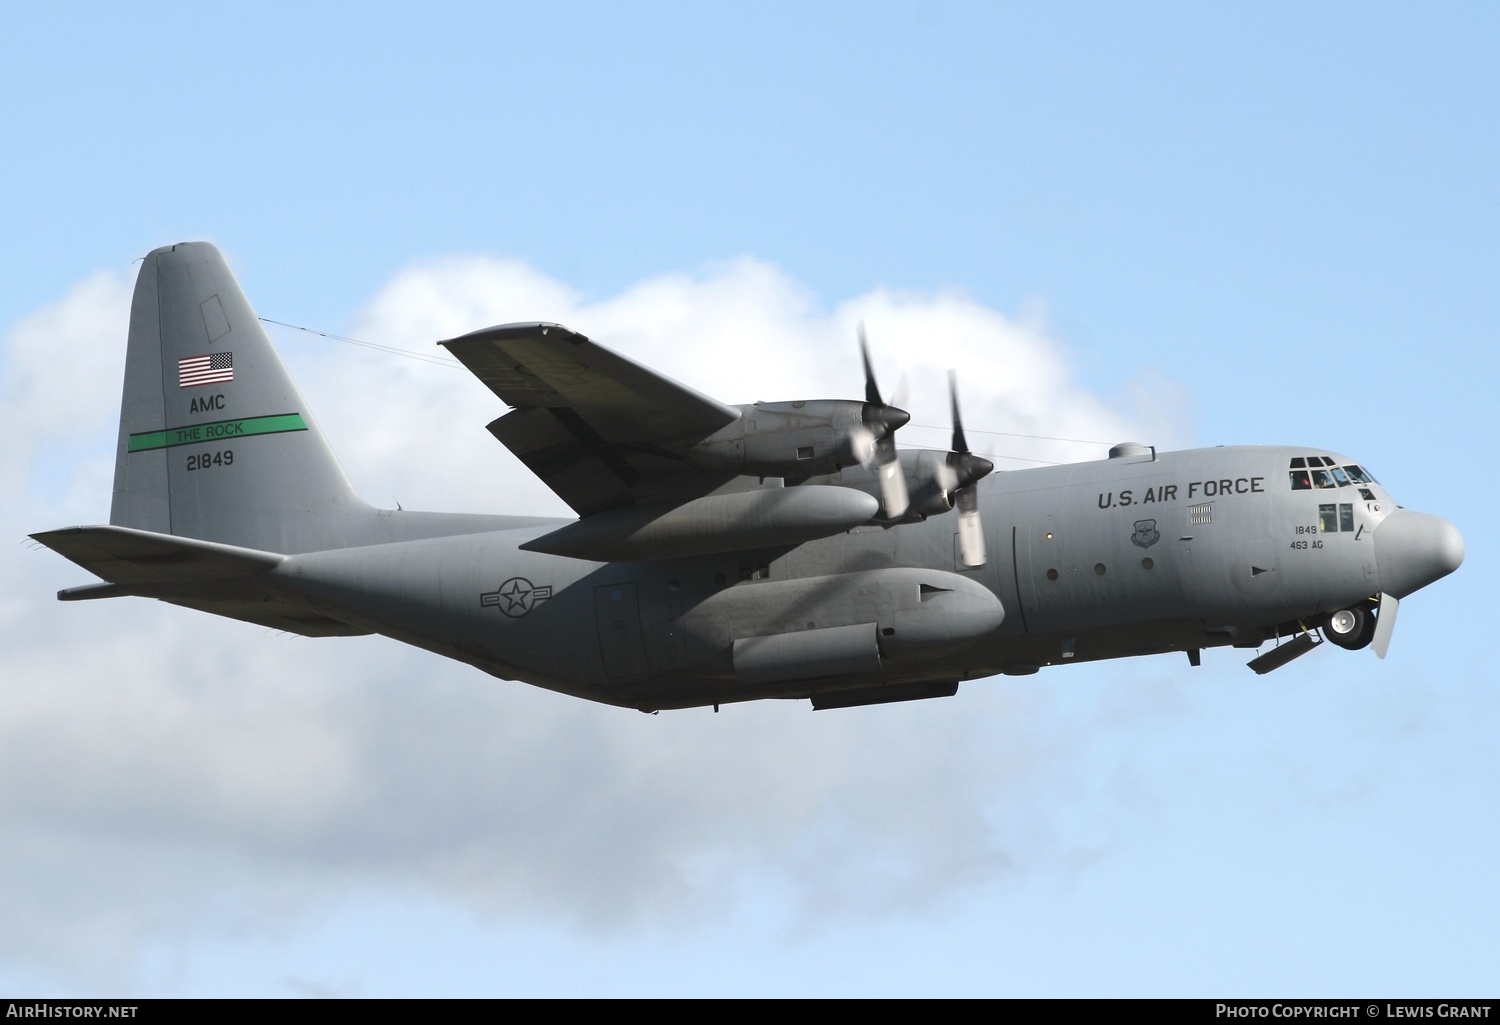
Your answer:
31;525;364;637
32;524;281;587
59;581;142;601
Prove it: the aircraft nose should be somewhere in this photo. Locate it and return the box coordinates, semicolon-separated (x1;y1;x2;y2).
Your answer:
1375;510;1465;598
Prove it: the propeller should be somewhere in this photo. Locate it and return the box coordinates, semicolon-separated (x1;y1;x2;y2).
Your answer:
858;324;911;518
1370;591;1399;659
946;371;994;566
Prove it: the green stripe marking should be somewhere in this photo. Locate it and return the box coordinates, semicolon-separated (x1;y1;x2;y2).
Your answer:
128;413;308;452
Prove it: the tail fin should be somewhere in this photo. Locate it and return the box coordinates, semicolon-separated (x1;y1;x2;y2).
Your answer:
111;242;368;553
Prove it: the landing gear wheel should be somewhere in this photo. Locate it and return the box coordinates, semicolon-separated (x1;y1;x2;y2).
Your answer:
1325;606;1376;650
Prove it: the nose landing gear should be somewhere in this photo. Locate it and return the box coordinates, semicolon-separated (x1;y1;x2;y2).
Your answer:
1324;601;1379;650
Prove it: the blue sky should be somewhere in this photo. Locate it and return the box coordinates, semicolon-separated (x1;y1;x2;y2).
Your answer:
2;2;1495;997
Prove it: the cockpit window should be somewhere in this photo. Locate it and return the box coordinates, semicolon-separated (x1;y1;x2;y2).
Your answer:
1289;457;1379;490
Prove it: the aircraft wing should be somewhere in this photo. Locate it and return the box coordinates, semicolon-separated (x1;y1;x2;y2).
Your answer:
441;322;743;516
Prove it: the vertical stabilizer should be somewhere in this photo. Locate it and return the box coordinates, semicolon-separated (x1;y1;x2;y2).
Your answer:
111;242;368;553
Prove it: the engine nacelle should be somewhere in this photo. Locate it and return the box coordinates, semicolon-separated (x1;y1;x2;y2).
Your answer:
902;449;961;517
519;484;880;560
795;448;964;520
675;566;1006;684
685;400;877;477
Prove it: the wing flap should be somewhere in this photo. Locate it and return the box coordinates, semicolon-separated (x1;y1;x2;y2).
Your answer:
487;408;635;516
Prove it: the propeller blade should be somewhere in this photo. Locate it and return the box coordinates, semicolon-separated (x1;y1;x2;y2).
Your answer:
857;325;910;518
945;372;991;557
1371;592;1400;659
955;485;985;566
949;370;969;454
845;424;876;465
891;371;910;414
858;325;910;435
875;438;910;518
944;373;994;490
859;323;883;407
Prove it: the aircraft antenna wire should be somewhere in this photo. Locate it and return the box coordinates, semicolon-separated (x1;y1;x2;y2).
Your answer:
263;317;1107;464
259;317;463;368
908;422;1111;448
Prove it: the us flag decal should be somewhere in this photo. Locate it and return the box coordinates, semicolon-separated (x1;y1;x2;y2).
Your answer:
179;352;233;388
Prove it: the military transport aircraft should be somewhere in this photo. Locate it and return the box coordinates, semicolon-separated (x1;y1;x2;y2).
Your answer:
33;243;1465;711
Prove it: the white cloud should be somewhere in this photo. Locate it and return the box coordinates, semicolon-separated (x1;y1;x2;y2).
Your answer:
1;251;1187;986
283;253;1187;514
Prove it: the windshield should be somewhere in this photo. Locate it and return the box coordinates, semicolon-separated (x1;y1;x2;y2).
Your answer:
1288;456;1378;490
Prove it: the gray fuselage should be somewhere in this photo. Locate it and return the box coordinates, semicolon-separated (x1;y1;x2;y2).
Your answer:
38;243;1463;714
268;443;1462;710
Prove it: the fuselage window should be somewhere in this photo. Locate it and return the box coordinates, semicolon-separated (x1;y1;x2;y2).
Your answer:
1330;466;1351;487
1290;457;1307;468
1344;464;1374;485
1312;468;1337;489
1289;470;1311;490
1319;503;1356;532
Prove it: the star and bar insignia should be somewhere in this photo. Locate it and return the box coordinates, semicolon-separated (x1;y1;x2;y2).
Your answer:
479;577;553;617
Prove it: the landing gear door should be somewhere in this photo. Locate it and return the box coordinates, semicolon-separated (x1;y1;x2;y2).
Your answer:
595;583;650;679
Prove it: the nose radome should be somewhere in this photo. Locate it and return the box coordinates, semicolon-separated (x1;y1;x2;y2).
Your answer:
1375;510;1465;598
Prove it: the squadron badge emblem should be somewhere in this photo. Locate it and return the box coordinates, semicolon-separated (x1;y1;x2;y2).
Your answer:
1131;519;1161;549
480;577;553;617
